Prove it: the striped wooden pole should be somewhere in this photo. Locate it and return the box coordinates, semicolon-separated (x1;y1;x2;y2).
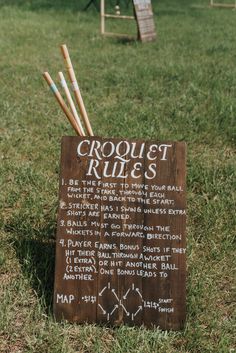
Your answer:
60;45;94;136
43;72;83;136
58;71;85;136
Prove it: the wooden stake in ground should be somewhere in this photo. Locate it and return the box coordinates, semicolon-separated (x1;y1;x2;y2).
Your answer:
43;72;83;136
60;44;94;136
58;71;85;136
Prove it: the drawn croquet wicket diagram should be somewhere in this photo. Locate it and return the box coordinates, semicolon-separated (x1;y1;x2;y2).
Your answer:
81;282;165;322
99;283;143;321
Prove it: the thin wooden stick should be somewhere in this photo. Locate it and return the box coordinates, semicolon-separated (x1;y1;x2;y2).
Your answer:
58;71;86;136
210;0;236;7
104;14;135;20
101;0;105;35
43;72;83;136
211;3;236;7
60;44;94;136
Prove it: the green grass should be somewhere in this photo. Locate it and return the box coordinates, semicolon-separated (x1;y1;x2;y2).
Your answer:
0;0;235;352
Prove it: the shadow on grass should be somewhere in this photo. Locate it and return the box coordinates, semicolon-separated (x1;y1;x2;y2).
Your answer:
5;219;56;314
115;37;138;45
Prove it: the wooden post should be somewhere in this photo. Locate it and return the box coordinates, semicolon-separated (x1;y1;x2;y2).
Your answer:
101;0;105;35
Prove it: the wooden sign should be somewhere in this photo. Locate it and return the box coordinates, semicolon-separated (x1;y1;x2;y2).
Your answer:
133;0;156;42
54;137;186;330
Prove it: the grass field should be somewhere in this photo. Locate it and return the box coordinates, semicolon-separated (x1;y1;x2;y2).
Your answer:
0;0;235;352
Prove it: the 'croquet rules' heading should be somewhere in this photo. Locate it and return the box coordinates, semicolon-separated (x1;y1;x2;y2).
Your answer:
76;139;172;180
54;136;186;330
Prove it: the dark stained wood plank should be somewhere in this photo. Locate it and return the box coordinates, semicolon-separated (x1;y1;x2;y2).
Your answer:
142;141;186;329
53;137;186;330
133;0;156;42
54;136;100;323
96;138;127;325
121;139;145;326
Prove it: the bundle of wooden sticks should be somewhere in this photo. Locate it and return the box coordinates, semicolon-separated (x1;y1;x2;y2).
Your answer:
43;45;93;136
